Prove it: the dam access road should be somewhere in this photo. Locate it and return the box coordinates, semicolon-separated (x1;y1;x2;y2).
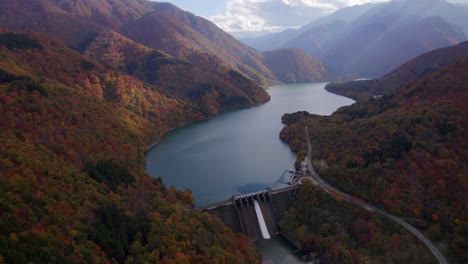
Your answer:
305;126;448;264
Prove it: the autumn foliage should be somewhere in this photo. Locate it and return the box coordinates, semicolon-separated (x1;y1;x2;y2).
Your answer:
279;182;437;263
0;32;260;263
280;53;468;263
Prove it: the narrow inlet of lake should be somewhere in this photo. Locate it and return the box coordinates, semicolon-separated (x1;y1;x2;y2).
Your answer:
145;82;354;206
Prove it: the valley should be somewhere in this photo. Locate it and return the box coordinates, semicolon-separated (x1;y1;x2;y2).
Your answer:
0;0;467;263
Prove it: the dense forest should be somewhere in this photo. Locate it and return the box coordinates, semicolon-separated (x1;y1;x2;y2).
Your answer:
279;182;437;263
83;30;270;117
280;56;468;263
1;0;467;262
325;80;378;102
0;31;260;263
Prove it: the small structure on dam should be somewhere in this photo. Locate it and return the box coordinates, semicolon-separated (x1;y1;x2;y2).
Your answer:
192;186;300;241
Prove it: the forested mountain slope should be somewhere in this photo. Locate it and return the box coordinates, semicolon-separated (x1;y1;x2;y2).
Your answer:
262;49;329;83
0;31;259;263
0;0;329;87
122;2;278;87
0;1;277;262
84;29;269;116
280;46;468;263
325;41;468;101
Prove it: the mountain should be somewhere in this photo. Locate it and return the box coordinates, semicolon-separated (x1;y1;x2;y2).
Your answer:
0;0;329;259
373;41;468;95
278;20;346;59
0;0;273;115
124;2;330;85
84;29;269;116
0;0;99;49
262;49;328;83
308;3;377;27
0;0;329;87
0;31;261;263
242;3;377;53
46;0;151;28
121;2;279;87
0;2;328;261
244;0;468;77
325;41;468;100
241;28;299;52
322;0;467;76
279;43;468;263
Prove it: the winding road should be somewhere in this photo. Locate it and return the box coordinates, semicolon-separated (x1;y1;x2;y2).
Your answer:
304;126;448;264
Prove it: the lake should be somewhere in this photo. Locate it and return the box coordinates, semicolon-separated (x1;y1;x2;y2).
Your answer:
145;82;354;263
146;82;354;206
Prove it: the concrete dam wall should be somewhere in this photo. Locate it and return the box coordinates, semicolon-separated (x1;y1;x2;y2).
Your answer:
194;186;299;241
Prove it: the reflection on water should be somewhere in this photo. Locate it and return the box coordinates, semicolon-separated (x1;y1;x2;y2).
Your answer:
145;83;354;206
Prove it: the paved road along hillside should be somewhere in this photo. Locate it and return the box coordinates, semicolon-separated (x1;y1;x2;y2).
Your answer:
305;127;448;264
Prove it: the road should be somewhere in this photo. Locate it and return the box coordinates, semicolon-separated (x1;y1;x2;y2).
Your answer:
304;127;448;264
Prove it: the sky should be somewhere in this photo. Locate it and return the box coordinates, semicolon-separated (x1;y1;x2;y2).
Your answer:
159;0;468;37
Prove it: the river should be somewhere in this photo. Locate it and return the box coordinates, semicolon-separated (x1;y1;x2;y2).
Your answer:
145;82;354;262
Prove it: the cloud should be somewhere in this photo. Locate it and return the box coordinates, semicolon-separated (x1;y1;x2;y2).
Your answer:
209;0;324;35
208;0;468;37
208;0;391;36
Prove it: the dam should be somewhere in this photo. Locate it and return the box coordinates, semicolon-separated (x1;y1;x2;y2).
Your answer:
192;185;300;241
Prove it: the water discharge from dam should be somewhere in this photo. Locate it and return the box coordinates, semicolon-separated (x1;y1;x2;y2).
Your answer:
254;199;271;239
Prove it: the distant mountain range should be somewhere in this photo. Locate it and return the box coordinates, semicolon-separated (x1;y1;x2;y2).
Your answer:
243;0;468;77
0;0;329;88
325;41;468;100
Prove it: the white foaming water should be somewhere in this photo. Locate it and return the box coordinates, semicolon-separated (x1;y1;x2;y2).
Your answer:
254;200;271;239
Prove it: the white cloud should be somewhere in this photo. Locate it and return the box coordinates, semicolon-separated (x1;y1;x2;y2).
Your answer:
208;0;390;36
207;0;468;37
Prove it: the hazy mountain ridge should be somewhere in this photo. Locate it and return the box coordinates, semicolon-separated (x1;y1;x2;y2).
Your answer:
121;2;293;86
280;43;468;263
48;0;151;20
380;41;468;95
120;5;275;86
0;0;101;49
244;0;468;77
325;41;468;100
262;49;329;83
0;0;328;88
241;3;377;52
323;14;467;76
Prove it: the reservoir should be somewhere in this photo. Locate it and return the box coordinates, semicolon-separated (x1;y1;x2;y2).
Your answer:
146;82;354;206
145;82;354;262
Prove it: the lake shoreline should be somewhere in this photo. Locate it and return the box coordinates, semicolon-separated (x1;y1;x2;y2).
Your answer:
145;82;354;205
144;82;356;154
144;101;269;153
145;82;355;263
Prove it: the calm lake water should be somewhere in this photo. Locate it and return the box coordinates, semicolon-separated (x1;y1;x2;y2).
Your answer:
145;82;354;263
146;82;354;206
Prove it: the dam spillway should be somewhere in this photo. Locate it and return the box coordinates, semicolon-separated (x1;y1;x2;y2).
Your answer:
254;200;271;239
193;186;298;241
